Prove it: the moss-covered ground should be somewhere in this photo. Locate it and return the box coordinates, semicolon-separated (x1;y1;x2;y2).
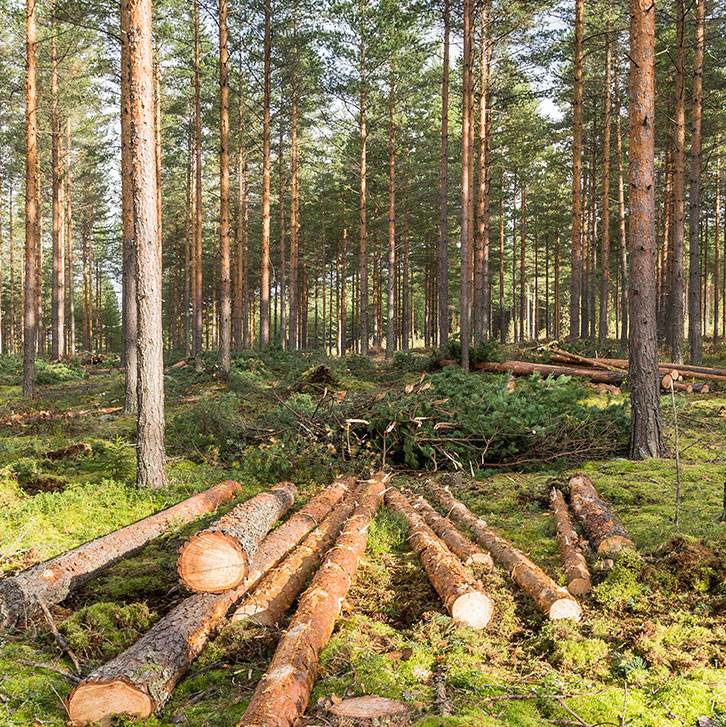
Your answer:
1;346;726;726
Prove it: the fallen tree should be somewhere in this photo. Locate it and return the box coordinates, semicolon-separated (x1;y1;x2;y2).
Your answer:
232;488;360;627
405;490;493;571
474;360;625;385
426;482;581;621
44;443;93;460
66;477;353;726
0;480;244;630
237;472;389;727
550;488;591;596
177;483;297;593
385;488;493;629
568;474;635;555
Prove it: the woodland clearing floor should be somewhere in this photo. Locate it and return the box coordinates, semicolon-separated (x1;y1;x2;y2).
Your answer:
1;348;726;726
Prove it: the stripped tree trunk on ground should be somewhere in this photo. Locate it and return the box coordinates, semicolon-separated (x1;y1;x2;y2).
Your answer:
426;482;581;621
66;479;352;725
473;360;625;385
568;474;635;555
550;487;591;595
232;484;360;627
237;473;389;727
177;483;297;593
385;488;493;629
0;481;244;630
405;490;492;571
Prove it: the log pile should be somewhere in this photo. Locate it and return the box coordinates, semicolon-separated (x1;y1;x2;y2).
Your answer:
550;488;591;595
177;482;297;593
426;481;581;621
0;480;244;629
237;473;388;727
385;488;493;629
67;477;354;726
568;474;635;555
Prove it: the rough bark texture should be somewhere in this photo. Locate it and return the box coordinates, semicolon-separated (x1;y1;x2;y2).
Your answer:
405;490;492;572
359;1;369;355
550;487;591;596
426;482;581;621
23;0;38;397
687;0;704;364
177;482;297;593
438;0;450;347
128;0;167;487
628;0;665;459
237;473;389;727
569;0;583;341
259;0;271;347
192;0;203;358
0;481;243;630
386;65;396;361
598;36;611;345
568;474;635;555
67;480;351;725
386;488;493;629
232;482;359;627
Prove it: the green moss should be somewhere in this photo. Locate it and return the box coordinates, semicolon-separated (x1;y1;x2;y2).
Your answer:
592;548;646;611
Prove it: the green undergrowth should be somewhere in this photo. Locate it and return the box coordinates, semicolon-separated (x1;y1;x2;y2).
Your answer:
2;349;726;725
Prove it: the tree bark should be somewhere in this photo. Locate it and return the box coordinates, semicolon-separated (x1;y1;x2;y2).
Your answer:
359;0;369;355
716;157;721;344
217;0;231;370
259;0;272;348
289;36;300;351
438;0;450;348
615;66;628;348
628;0;665;459
385;488;493;629
426;482;581;621
233;481;359;627
405;491;492;571
568;474;635;555
386;63;396;360
0;481;244;630
192;0;203;359
474;359;626;384
236;473;388;727
459;0;474;369
66;479;352;725
23;0;38;397
550;487;591;596
569;0;584;341
687;0;704;364
598;35;611;345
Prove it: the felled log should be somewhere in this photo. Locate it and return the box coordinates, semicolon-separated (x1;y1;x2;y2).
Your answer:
66;478;353;726
547;348;625;372
474;360;625;385
405;490;493;571
568;474;635;555
661;373;692;392
237;473;390;727
385;488;493;629
438;359;457;367
44;442;93;460
426;482;581;621
0;480;244;630
578;356;726;383
177;483;297;593
232;487;360;627
327;695;408;723
550;488;591;596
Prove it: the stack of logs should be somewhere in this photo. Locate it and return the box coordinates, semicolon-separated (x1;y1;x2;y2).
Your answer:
471;347;721;394
0;469;634;726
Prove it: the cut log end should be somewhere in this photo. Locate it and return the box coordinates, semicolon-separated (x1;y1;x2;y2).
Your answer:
464;551;494;571
68;681;153;727
328;695;408;721
566;577;592;596
597;535;636;555
548;596;582;622
178;531;247;593
450;590;494;629
231;601;274;628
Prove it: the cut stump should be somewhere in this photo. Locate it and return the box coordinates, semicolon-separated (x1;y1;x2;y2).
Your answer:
328;695;408;722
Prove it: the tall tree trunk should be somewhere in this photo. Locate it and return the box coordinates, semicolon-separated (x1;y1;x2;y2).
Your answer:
402;184;410;349
499;185;505;342
10;182;16;353
339;199;347;355
289;51;300;351
184;120;192;356
628;0;665;459
129;0;167;487
687;0;704;363
438;0;450;348
259;0;271;348
65;122;75;356
615;67;628;349
474;0;490;343
599;35;612;344
192;0;203;358
386;63;396;360
218;0;231;370
23;0;38;397
569;0;584;341
51;1;64;361
358;0;368;355
460;0;474;369
671;0;686;363
715;156;721;343
555;230;561;339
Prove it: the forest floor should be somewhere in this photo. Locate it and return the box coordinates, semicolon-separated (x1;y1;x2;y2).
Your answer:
1;344;726;726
